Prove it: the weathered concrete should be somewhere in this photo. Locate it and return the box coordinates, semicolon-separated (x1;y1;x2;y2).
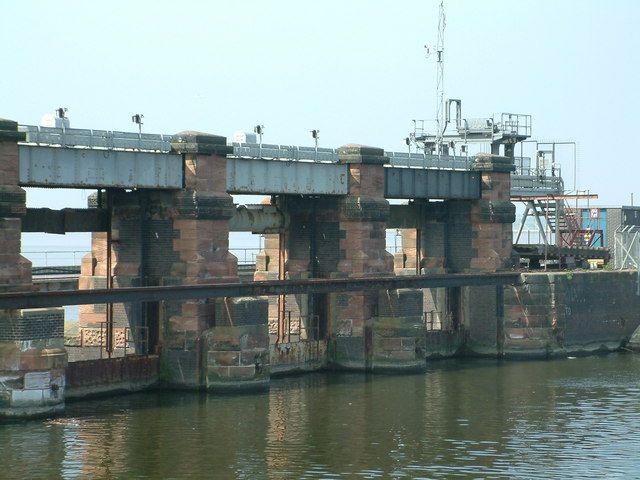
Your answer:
269;340;327;375
504;270;640;357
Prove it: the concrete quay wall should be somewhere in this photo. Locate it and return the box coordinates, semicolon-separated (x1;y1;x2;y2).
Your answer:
503;270;640;357
49;269;640;404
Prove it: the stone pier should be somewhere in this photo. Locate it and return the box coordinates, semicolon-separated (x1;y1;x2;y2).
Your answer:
329;145;424;371
79;131;269;391
394;154;515;357
463;154;516;355
0;119;66;418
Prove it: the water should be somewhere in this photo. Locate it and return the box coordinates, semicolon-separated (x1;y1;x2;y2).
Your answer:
2;354;640;479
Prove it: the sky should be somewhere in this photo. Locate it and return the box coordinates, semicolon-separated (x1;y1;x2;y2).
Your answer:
2;0;639;253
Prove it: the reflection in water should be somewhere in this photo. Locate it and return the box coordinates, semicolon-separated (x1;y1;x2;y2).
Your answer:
1;354;640;479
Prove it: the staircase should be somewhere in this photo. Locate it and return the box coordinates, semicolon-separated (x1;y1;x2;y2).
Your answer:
532;198;582;246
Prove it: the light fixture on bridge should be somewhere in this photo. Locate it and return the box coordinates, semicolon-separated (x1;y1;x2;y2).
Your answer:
54;107;69;130
405;136;411;156
131;114;144;135
254;124;265;157
254;125;264;145
311;129;320;161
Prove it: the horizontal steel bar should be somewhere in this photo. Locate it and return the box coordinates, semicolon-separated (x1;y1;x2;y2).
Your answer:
511;194;598;201
0;273;520;309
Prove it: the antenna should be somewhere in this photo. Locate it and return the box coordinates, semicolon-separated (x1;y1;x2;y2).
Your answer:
435;0;446;154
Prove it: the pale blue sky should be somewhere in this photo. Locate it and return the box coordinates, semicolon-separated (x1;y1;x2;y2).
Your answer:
2;0;639;251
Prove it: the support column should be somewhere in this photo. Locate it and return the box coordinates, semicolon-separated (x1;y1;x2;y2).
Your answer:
79;190;145;355
463;154;516;356
168;132;269;391
0;119;66;418
329;145;423;371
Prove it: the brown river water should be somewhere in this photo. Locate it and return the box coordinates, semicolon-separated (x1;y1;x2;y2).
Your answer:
1;353;640;479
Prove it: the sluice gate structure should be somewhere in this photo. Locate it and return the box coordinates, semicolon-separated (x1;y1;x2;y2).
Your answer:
2;117;637;418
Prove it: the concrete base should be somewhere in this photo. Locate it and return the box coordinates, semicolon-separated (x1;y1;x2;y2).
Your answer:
502;271;640;359
160;350;201;389
206;377;270;393
270;340;326;376
203;324;270;392
372;334;425;373
0;308;67;419
0;403;65;419
329;336;367;371
424;330;466;359
372;288;426;372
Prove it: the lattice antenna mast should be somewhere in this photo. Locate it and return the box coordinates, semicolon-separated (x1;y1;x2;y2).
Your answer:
435;0;446;153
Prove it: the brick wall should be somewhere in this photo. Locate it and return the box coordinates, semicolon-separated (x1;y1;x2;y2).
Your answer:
0;122;31;292
0;309;64;341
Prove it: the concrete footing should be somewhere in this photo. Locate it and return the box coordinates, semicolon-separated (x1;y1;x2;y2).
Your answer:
0;310;67;418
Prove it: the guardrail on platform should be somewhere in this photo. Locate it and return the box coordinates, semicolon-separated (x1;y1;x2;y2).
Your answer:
18;125;530;172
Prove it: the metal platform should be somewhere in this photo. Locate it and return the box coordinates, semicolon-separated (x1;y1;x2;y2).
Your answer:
514;244;610;262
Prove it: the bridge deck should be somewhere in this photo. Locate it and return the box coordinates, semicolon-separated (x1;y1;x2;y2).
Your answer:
17;125;563;198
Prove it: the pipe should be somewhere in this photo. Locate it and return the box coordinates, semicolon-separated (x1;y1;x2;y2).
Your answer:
228;204;287;233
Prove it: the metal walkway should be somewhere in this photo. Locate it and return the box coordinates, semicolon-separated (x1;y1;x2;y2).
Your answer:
17;125;562;198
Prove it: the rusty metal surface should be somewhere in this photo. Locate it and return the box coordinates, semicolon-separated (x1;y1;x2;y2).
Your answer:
228;204;286;233
65;355;159;388
0;273;520;309
384;167;481;199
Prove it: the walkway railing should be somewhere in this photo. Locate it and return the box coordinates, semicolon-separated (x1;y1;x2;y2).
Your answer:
19;124;560;179
23;250;89;267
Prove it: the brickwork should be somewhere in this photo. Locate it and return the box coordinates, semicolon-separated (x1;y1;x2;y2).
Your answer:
0;120;66;418
328;144;423;370
0;121;31;292
0;309;64;341
392;156;516;357
332;145;393;339
202;324;270;391
76;131;269;389
503;275;556;356
165;131;268;390
395;202;448;330
254;196;339;338
254;231;280;333
469;154;516;272
463;154;516;356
